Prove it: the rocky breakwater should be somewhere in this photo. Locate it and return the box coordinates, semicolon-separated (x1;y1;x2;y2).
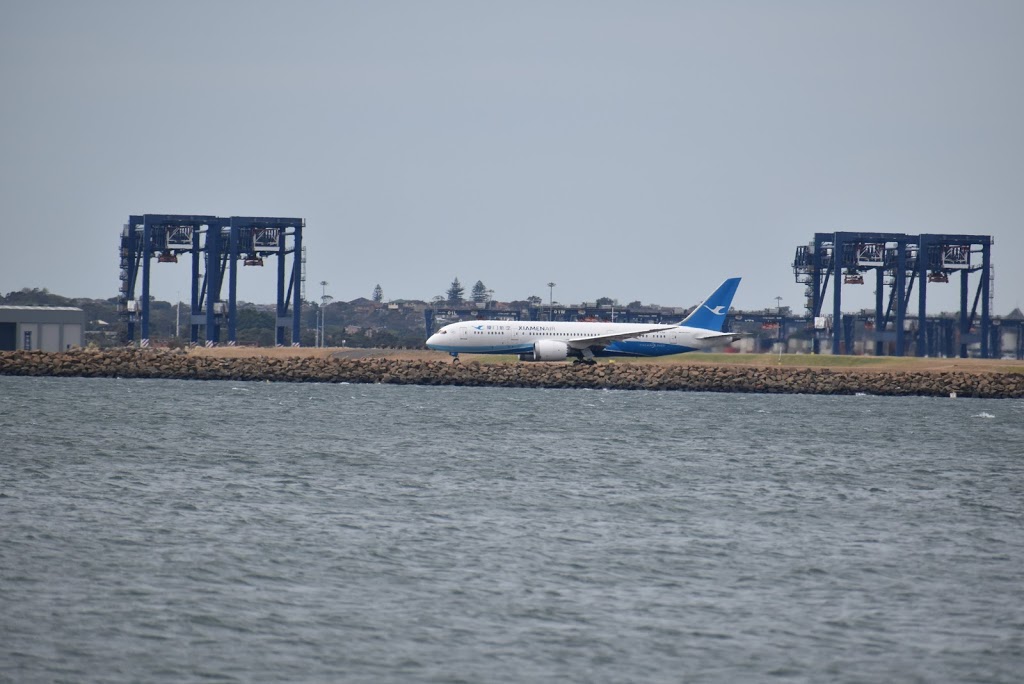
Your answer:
2;348;1023;398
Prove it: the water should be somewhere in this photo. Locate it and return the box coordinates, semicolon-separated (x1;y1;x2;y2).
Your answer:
2;376;1023;683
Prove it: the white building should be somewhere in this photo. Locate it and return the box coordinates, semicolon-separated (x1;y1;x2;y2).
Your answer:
0;306;85;351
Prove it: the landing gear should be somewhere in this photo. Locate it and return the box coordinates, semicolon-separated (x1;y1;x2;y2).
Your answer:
449;352;461;364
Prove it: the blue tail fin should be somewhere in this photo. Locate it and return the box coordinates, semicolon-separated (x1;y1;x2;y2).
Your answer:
679;278;741;330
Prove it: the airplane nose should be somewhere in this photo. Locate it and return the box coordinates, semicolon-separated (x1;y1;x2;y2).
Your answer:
425;333;439;348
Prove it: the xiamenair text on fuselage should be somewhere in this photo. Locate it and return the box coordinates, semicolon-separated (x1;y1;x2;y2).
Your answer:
426;278;743;364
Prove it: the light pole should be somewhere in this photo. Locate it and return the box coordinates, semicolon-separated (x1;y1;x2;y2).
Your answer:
319;281;330;347
775;296;784;360
547;282;556;321
320;295;333;347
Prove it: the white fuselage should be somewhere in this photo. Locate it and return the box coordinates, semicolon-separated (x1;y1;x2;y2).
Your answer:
425;320;733;359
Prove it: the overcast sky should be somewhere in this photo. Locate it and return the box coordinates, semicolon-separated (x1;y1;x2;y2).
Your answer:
2;1;1022;315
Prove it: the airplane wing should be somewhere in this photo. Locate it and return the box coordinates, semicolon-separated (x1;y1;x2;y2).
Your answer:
693;331;747;342
565;325;679;350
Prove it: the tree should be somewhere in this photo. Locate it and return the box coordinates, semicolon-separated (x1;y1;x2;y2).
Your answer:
237;308;275;331
1;287;71;307
471;280;489;303
527;295;542;305
626;300;643;309
596;297;615;307
372;284;383;303
446;277;465;304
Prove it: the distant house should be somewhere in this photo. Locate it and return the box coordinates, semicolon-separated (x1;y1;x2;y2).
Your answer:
390;299;429;312
347;297;377;314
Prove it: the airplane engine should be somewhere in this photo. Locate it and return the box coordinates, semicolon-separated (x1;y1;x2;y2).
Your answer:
528;339;570;361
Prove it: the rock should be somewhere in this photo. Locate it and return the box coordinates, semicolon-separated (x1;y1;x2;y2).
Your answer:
2;349;1023;398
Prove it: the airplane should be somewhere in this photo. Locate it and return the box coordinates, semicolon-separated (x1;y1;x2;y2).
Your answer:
425;277;743;364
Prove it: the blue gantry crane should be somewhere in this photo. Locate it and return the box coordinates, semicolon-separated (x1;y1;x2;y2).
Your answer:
119;214;305;346
793;231;993;357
